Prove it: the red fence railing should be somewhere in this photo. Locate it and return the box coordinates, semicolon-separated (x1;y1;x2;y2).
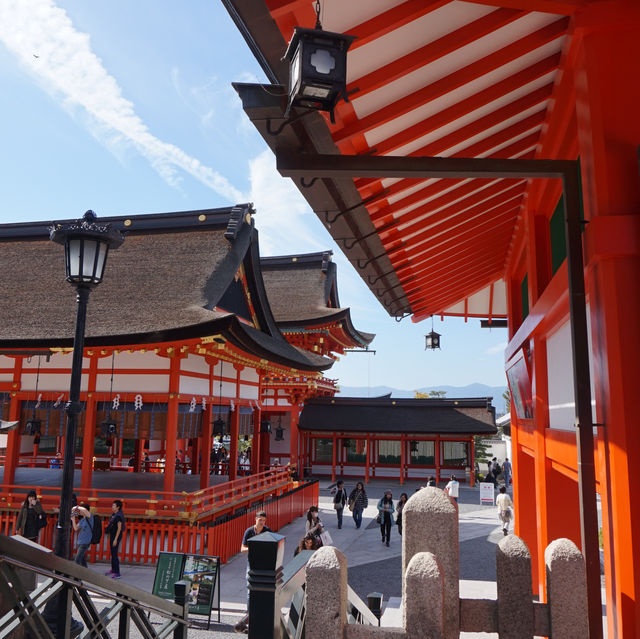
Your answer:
0;480;319;565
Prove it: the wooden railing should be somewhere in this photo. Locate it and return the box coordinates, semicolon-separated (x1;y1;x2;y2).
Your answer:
0;479;319;565
0;466;293;520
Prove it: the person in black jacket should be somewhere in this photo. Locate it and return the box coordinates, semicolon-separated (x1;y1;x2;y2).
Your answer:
331;480;348;529
348;482;368;529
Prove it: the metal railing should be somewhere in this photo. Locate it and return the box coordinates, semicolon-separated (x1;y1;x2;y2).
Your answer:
277;550;378;639
0;534;189;638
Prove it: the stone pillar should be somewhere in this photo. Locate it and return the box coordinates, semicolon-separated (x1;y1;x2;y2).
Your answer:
496;535;534;638
306;546;348;639
545;538;588;638
404;551;444;639
402;487;458;639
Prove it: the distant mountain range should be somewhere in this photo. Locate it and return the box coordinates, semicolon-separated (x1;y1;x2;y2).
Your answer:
336;383;509;414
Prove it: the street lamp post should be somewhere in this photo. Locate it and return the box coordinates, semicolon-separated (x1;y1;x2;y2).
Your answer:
49;210;123;559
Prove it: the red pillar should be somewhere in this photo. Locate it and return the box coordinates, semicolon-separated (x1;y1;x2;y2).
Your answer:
163;355;180;493
2;395;22;487
229;407;239;481
573;6;640;636
199;403;212;489
251;408;261;475
289;407;300;474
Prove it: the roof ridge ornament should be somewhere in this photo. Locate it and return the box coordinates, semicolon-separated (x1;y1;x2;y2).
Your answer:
224;206;246;241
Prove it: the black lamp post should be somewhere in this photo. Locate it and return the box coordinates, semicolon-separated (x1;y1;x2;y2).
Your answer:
49;210;123;559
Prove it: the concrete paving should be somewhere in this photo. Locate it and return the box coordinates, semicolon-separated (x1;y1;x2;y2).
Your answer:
65;478;513;637
11;472;605;637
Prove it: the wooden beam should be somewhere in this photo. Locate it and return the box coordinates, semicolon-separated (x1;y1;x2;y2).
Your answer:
277;151;573;179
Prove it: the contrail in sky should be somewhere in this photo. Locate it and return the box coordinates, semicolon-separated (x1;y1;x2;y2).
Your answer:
0;0;244;203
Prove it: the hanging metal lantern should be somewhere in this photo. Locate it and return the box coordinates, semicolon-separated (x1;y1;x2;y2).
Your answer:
410;440;418;453
260;419;272;434
282;2;355;123
424;330;441;350
342;438;351;448
274;416;285;441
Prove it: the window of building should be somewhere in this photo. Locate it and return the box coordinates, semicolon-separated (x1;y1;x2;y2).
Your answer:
441;441;468;467
378;440;401;464
313;438;333;463
409;440;435;465
346;439;367;463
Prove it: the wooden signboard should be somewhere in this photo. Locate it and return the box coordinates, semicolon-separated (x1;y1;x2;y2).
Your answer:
152;551;221;627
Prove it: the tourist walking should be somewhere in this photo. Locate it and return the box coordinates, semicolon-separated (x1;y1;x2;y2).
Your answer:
396;492;408;536
15;489;47;542
305;505;324;543
496;485;514;535
235;510;271;634
331;480;348;528
377;490;395;546
71;503;94;567
445;474;460;503
348;482;368;529
501;458;512;486
105;500;125;579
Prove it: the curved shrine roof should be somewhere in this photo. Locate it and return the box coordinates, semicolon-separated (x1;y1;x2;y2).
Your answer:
0;206;333;372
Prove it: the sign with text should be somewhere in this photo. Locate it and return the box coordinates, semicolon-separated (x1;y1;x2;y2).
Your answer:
480;482;495;505
152;551;220;627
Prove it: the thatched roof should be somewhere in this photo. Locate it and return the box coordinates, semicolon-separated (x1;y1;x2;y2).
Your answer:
0;206;333;371
261;252;374;346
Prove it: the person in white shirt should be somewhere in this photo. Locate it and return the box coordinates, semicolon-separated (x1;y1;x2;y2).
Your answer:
445;475;460;502
496;485;514;535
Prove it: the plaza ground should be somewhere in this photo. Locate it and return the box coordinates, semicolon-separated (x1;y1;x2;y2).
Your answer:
11;476;606;637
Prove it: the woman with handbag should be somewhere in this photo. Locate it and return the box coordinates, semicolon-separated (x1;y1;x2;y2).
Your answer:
377;490;395;546
305;505;324;544
331;480;348;529
15;489;47;542
348;482;368;529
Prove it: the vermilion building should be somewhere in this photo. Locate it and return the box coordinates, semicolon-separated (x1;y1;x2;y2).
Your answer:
228;0;640;635
0;207;367;494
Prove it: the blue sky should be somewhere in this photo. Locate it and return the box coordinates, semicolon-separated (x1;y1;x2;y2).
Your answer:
0;0;508;391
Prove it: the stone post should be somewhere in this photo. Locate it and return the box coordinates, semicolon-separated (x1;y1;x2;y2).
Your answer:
306;546;348;639
247;531;285;639
402;487;458;639
404;551;444;639
496;535;534;638
545;538;588;638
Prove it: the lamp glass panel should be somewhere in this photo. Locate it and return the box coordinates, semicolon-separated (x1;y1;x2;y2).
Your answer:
68;238;81;279
310;48;335;74
94;242;108;282
302;85;331;98
81;239;98;281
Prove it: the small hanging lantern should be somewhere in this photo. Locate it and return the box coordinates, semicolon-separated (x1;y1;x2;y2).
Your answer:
282;0;355;123
410;440;418;453
274;417;285;441
425;316;442;350
25;356;42;436
260;419;272;434
212;366;226;436
101;352;118;437
342;438;351;448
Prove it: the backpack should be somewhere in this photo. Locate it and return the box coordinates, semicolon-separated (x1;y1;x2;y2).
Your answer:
90;514;102;545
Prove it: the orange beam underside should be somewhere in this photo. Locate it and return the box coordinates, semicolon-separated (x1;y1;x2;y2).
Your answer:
334;20;567;145
346;7;527;99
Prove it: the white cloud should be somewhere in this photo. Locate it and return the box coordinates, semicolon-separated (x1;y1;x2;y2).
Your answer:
0;0;243;203
485;342;508;355
247;150;326;255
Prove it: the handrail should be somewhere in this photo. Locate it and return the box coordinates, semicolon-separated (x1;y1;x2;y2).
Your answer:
0;466;294;521
346;585;379;626
0;534;188;638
